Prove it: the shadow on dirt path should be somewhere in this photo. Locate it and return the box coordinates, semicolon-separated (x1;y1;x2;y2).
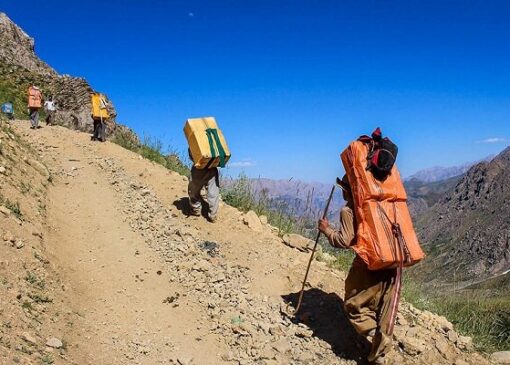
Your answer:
173;196;211;218
283;288;371;365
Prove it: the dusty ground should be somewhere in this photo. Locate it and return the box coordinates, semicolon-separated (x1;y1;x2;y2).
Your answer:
0;121;493;365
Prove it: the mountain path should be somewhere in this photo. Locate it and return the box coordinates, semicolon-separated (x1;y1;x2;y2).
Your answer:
10;121;491;365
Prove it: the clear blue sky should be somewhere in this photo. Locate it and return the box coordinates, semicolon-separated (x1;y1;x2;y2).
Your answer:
3;1;509;182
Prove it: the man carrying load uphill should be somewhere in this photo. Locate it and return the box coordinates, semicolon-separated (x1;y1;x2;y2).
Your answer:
28;85;42;129
318;128;425;365
184;117;231;223
90;92;109;142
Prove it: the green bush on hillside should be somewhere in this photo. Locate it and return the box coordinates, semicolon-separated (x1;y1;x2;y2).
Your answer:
402;278;510;353
111;132;190;177
221;173;306;235
0;63;48;121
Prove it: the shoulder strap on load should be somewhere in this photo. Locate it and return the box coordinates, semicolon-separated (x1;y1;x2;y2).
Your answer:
205;128;227;168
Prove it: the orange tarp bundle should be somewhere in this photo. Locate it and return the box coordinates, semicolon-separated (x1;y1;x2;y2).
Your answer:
28;86;42;109
341;140;425;270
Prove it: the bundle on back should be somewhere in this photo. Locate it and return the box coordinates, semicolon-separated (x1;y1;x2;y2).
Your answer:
341;128;425;270
184;117;231;169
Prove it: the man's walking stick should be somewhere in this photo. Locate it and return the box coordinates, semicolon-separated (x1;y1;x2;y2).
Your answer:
288;185;335;315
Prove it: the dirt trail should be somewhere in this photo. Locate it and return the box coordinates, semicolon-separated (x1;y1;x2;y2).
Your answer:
9;121;491;365
23;124;226;364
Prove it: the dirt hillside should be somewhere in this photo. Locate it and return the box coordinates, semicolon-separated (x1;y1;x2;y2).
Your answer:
0;120;492;365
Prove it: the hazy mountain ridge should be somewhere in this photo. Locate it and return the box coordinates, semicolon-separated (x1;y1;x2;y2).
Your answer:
406;155;493;183
222;177;345;224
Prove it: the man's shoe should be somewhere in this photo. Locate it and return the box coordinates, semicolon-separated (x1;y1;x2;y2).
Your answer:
208;215;217;223
190;210;201;217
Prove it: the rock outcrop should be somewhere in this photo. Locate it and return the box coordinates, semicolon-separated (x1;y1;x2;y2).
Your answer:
0;12;133;140
0;13;54;76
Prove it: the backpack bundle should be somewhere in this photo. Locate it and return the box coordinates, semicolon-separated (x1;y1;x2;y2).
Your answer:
91;93;110;119
28;86;42;109
341;128;425;270
184;117;231;169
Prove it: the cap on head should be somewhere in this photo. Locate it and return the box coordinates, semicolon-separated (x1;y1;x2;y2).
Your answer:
336;174;351;192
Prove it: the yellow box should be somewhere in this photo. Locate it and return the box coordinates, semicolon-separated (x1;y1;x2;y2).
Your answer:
184;117;231;169
91;93;109;119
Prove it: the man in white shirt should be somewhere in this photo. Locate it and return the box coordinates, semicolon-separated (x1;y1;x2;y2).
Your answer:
44;96;56;125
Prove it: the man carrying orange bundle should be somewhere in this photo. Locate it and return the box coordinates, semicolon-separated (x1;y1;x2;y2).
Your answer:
28;85;42;129
318;128;425;365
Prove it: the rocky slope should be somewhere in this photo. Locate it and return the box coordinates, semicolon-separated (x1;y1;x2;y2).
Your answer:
404;175;463;218
0;123;74;364
0;12;136;142
0;120;494;364
415;147;510;284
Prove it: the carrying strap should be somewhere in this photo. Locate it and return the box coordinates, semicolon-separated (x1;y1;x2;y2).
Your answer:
376;201;411;335
205;128;227;168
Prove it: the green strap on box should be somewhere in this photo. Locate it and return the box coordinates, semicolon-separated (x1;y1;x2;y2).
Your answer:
205;128;227;168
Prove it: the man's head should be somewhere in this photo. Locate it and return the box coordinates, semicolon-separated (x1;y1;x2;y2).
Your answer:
337;174;353;202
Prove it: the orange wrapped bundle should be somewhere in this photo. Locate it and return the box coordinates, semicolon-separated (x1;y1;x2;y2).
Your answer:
341;140;425;270
28;86;42;109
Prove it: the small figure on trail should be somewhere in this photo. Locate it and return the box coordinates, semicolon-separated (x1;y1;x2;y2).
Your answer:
44;95;57;125
188;160;221;222
28;85;42;129
318;128;424;365
90;92;109;142
183;117;231;223
1;101;14;120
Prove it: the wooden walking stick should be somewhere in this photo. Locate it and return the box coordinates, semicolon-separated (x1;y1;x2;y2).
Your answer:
287;184;336;315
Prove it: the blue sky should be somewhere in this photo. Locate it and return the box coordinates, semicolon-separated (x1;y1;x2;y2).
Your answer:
2;1;509;182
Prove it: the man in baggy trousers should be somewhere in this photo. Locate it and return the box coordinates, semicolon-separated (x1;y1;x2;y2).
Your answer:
188;165;220;223
318;175;397;365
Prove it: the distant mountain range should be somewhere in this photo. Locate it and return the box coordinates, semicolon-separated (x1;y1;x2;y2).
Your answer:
406;155;494;183
222;177;344;222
